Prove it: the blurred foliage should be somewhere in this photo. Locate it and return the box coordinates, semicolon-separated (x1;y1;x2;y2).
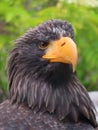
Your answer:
0;0;98;100
67;0;98;7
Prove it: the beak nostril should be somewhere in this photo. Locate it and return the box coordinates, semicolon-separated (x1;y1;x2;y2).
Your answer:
61;42;66;47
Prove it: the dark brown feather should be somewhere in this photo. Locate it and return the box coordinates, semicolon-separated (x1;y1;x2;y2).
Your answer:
0;100;96;130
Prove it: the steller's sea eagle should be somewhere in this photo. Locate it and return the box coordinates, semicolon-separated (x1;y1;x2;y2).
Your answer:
0;19;97;130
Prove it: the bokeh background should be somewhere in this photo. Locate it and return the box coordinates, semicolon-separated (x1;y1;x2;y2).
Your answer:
0;0;98;102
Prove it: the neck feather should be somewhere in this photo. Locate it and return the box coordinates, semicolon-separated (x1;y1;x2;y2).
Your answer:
9;68;96;126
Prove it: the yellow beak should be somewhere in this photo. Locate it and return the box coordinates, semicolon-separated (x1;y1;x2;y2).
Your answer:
42;37;78;72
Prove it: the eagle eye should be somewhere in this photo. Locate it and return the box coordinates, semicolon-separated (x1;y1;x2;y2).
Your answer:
39;42;49;50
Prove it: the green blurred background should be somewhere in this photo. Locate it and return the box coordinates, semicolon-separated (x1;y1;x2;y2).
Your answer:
0;0;98;102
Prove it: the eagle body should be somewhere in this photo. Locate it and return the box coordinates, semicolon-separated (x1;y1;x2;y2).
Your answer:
0;20;97;130
0;100;95;130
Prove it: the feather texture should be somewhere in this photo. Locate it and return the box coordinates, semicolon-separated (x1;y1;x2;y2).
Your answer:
0;100;95;130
